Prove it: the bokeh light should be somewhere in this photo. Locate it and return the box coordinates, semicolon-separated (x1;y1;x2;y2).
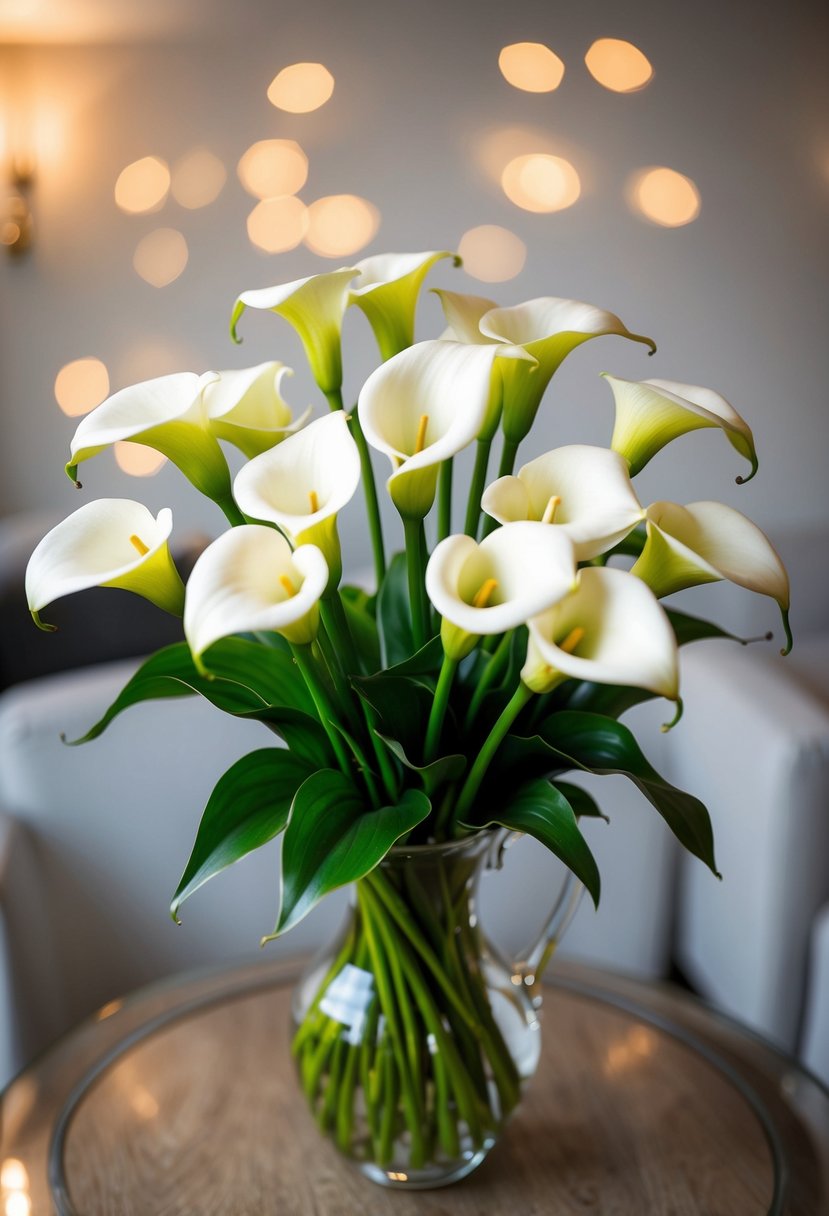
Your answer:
304;195;379;257
498;42;564;93
267;62;335;113
458;225;526;282
4;1194;31;1216
0;1161;28;1192
114;442;168;477
171;148;227;209
133;228;188;287
114;156;170;214
585;38;653;92
237;140;308;199
630;167;700;227
247;196;308;253
54;357;110;417
501;153;581;213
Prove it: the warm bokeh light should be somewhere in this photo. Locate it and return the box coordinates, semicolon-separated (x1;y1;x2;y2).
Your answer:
267;62;335;113
0;1161;28;1192
458;225;526;282
133;228;188;287
54;357;110;417
585;38;653;92
247;196;308;253
171;148;227;209
114;156;170;214
237;140;308;200
630;167;700;227
498;42;564;92
304;195;379;257
502;153;581;213
114;442;168;477
4;1194;31;1216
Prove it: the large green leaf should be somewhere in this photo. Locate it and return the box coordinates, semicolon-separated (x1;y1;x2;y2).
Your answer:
171;749;315;921
376;734;466;797
666;609;759;647
554;682;656;720
381;636;443;679
271;771;431;935
462;778;601;907
340;585;381;673
258;709;333;767
501;711;719;876
554;780;608;822
352;673;437;764
377;551;414;667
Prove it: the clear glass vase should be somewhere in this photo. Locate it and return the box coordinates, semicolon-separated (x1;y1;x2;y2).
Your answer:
291;830;582;1189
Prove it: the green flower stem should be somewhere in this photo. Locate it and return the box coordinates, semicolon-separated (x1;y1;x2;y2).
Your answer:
402;516;429;651
424;653;459;763
378;1040;398;1166
217;494;246;527
480;438;520;539
437;459;453;543
289;643;353;779
322;592;360;674
454;682;534;824
466;631;513;726
325;389;386;589
464;438;492;538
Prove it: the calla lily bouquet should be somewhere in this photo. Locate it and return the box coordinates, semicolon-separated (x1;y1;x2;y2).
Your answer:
26;249;790;1178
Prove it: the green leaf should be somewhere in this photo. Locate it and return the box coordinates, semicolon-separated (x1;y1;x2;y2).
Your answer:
271;772;431;935
352;673;437;764
377;551;414;667
340;585;381;673
666;608;761;647
171;749;315;921
501;711;719;876
461;777;601;907
376;734;466;797
554;780;608;822
555;681;656;720
381;636;443;679
259;708;333;767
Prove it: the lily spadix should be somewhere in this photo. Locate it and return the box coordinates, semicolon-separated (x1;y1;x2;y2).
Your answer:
233;412;360;591
358;340;533;520
482;444;645;561
230;268;359;398
479;298;656;445
605;375;758;483
524;567;679;714
184;527;328;667
426;522;576;660
350;251;459;360
433;288;499;344
632;501;792;653
204;362;311;459
26;499;184;631
66;372;236;507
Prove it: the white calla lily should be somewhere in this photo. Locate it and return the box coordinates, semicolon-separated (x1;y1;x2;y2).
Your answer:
204;362;311;459
67;372;233;505
605;375;758;483
432;289;499;344
230;268;359;397
525;567;679;710
479;298;656;444
358;340;532;519
350;251;459;360
632;500;791;653
184;526;328;664
482;444;645;560
426;521;576;659
26;499;184;629
233;412;360;590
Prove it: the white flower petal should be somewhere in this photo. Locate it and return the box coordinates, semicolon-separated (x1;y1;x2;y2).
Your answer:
349;251;459;360
432;289;499;345
205;362;311;458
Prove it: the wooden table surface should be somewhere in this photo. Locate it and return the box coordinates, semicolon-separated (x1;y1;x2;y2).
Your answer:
2;958;827;1215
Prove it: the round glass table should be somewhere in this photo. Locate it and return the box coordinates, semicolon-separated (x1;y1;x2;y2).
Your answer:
2;958;827;1214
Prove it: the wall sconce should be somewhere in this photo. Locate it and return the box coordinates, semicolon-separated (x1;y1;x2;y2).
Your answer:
2;154;35;256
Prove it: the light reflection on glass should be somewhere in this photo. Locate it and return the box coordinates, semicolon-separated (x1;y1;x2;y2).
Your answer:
458;225;526;282
96;998;124;1021
0;1162;27;1193
585;38;653;93
4;1193;31;1216
502;153;581;213
268;62;335;113
114;156;170;215
171;148;227;209
133;228;188;287
54;358;109;417
237;140;308;200
498;42;564;93
304;194;379;257
114;442;168;478
247;195;308;253
629;166;700;227
130;1086;160;1120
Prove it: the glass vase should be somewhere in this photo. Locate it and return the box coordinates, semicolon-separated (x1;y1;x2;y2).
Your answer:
290;830;582;1189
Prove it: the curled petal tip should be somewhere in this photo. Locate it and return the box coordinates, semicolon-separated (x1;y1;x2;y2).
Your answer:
780;609;793;656
660;696;684;733
452;254;463;268
31;610;57;633
229;300;245;345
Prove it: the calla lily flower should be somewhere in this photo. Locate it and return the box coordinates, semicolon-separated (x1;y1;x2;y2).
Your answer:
26;499;184;630
358;340;532;519
350;251;459;360
426;521;576;659
632;500;791;653
230;268;359;397
479;298;656;444
482;444;645;560
524;567;679;708
432;289;499;344
66;372;232;504
233;412;360;590
204;362;311;459
184;526;328;664
604;375;758;483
